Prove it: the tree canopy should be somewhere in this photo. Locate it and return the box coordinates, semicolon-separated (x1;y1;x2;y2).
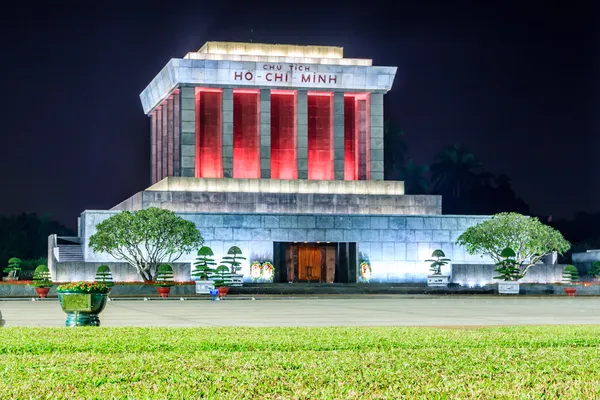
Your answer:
457;212;571;278
89;208;203;281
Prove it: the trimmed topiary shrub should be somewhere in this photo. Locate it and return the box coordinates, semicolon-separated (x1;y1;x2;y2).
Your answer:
94;265;114;287
155;264;174;287
32;265;52;288
562;265;580;283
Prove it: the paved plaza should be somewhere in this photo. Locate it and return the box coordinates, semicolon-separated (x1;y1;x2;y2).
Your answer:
0;296;598;327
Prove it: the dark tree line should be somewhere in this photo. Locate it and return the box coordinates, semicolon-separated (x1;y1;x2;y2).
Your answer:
383;122;598;251
384;122;529;215
0;213;75;267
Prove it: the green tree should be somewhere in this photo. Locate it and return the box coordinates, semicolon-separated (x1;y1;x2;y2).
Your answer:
399;159;429;194
457;212;571;279
430;144;484;199
89;208;203;281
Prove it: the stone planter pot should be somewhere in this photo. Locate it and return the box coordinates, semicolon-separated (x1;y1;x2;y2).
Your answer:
34;287;50;298
217;287;229;298
498;281;520;294
156;286;171;298
58;291;108;327
195;280;215;294
564;287;577;296
427;275;449;287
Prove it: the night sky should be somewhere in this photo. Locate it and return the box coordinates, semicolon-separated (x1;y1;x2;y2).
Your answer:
1;1;598;229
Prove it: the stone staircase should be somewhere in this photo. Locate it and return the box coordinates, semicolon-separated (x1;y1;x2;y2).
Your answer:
57;245;84;262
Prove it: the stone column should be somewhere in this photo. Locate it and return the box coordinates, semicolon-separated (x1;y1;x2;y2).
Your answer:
369;93;384;180
297;90;308;179
222;88;234;178
333;92;345;180
259;89;271;179
179;87;196;178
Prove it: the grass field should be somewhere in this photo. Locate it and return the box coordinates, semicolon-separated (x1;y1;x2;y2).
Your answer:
0;326;599;399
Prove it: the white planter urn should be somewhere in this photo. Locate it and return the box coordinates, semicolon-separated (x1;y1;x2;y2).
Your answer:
427;275;449;287
498;281;520;294
195;280;215;294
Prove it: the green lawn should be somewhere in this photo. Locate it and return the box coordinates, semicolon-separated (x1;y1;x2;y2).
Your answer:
1;326;599;399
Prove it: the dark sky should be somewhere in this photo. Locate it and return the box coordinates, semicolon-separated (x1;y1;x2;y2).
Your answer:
1;1;598;229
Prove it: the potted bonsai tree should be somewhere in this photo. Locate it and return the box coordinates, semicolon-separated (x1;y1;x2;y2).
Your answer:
493;248;522;294
562;265;580;296
155;264;174;298
213;264;232;298
192;246;216;294
3;257;21;281
56;281;110;326
31;264;53;298
222;246;246;287
425;249;451;287
94;265;114;292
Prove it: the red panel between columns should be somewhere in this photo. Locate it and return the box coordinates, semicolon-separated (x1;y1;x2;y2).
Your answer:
195;88;223;178
271;90;298;180
343;95;357;180
307;92;334;180
233;90;260;179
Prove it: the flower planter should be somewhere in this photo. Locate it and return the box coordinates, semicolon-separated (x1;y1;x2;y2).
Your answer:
34;287;50;298
564;287;577;296
427;275;449;287
217;287;229;298
58;291;108;327
195;280;215;294
498;281;520;295
156;286;171;298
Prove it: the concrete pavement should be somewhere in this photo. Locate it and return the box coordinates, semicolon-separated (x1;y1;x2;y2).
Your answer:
0;296;598;327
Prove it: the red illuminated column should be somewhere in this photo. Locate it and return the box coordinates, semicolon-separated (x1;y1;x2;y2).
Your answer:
271;90;297;179
150;110;157;184
156;106;163;181
233;90;260;179
344;95;357;180
307;92;334;180
172;90;180;176
195;88;223;178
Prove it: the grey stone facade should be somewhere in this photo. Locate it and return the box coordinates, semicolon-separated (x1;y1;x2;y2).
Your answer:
78;210;492;283
112;190;441;216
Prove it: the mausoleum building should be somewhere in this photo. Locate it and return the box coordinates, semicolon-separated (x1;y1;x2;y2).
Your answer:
50;42;496;283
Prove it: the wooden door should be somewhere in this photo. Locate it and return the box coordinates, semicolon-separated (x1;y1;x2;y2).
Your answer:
298;246;322;281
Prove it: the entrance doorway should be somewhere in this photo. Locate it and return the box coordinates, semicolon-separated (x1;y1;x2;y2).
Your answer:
272;242;358;283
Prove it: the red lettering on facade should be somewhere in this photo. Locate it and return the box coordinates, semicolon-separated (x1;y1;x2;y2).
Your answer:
234;72;243;80
301;74;311;83
274;73;283;82
266;73;273;81
244;71;253;80
304;66;310;72
328;75;337;84
318;75;326;83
